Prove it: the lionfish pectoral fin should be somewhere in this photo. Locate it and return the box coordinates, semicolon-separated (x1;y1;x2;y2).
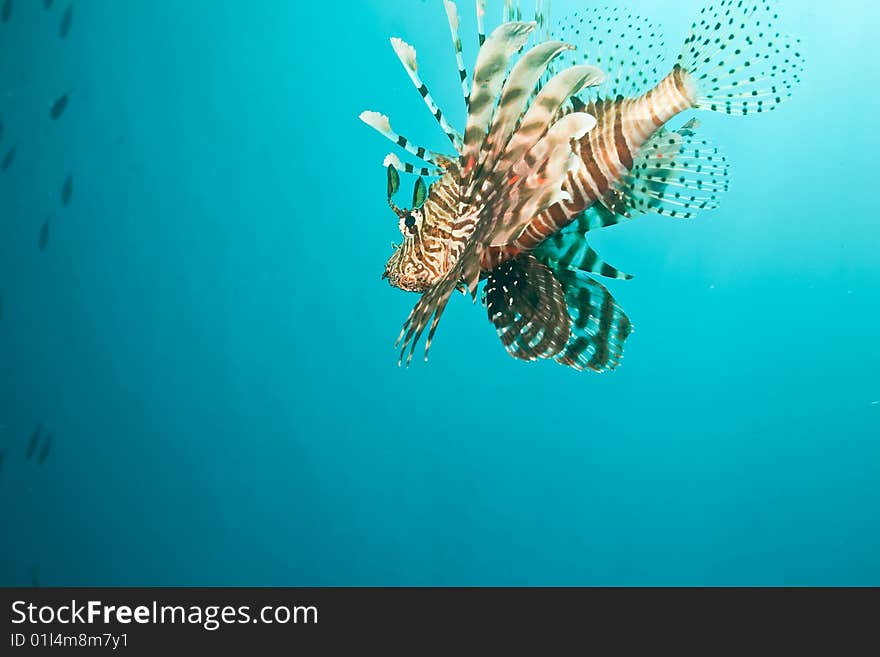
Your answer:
535;232;633;281
613;124;730;220
395;281;456;366
484;256;571;362
677;118;701;137
552;268;634;373
396;236;487;366
599;188;633;218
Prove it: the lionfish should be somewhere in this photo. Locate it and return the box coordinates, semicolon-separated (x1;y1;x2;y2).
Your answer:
361;0;802;371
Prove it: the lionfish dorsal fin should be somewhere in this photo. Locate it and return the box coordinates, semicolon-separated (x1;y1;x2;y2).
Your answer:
477;40;573;178
553;8;667;100
359;111;450;168
442;1;471;109
476;0;487;46
389;37;463;150
382;153;443;178
489;110;595;247
461;21;536;170
494;64;604;180
502;0;522;23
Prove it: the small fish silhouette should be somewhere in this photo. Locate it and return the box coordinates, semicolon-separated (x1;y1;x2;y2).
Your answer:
61;173;73;206
39;218;50;251
1;0;12;24
59;3;72;38
1;144;15;172
37;434;52;465
25;424;41;460
50;93;69;120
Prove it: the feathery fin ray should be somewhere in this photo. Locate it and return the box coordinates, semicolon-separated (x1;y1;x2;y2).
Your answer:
611;121;731;220
677;0;804;115
359;111;451;168
390;37;463;149
443;1;471;109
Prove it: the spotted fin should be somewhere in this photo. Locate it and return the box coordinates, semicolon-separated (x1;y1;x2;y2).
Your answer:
553;7;666;100
483;255;571;362
678;0;804;116
611;121;730;219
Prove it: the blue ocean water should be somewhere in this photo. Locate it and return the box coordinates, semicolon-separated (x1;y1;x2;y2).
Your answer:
0;0;877;586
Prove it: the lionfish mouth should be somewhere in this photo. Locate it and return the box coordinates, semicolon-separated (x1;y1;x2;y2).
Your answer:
386;277;421;294
383;266;431;294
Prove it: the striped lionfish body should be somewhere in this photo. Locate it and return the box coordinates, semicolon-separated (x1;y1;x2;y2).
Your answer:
362;0;803;371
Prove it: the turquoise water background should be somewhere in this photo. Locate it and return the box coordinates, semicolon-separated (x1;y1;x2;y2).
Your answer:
1;0;878;585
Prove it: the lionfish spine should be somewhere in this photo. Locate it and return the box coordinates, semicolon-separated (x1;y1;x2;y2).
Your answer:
383;153;444;178
476;0;487;46
359;111;449;168
443;1;471;109
389;38;463;149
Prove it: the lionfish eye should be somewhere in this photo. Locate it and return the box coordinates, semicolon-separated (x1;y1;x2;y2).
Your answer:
404;214;416;229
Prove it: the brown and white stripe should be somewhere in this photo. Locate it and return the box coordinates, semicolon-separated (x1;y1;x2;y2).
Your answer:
481;66;698;270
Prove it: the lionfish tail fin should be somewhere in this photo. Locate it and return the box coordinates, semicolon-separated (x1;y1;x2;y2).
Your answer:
677;0;804;116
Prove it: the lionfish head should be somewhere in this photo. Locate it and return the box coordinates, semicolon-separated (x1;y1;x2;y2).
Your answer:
382;165;438;294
